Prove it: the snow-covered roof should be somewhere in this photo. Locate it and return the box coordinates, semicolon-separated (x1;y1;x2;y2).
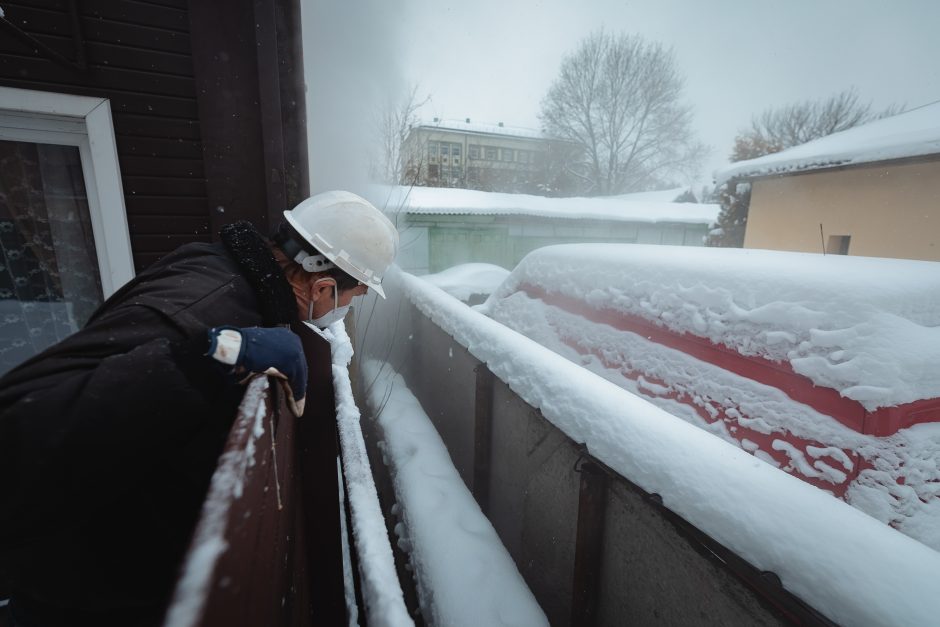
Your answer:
368;185;719;225
715;100;940;185
485;244;940;410
414;118;546;140
610;187;687;203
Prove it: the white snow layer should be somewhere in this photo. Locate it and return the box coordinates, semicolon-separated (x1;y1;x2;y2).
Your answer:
610;187;688;202
388;267;940;627
715;100;940;184
337;458;359;627
421;263;510;302
415;118;546;139
484;243;940;410
318;322;414;627
362;359;549;627
484;289;940;548
369;185;719;225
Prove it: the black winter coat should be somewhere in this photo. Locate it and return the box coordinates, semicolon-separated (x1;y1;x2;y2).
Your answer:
0;222;298;626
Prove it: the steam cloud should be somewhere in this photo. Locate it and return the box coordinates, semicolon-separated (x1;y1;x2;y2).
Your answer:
302;0;407;195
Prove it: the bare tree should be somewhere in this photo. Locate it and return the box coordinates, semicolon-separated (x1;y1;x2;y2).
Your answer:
539;31;707;196
374;84;431;184
731;88;901;161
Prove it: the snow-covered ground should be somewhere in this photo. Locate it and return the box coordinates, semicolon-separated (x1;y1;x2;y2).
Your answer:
361;359;549;627
390;266;940;626
421;263;510;303
478;244;940;550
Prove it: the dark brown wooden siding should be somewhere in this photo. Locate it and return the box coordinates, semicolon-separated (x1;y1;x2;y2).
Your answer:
0;0;208;272
1;0;307;274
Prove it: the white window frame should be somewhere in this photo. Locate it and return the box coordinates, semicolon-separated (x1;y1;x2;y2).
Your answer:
0;86;135;297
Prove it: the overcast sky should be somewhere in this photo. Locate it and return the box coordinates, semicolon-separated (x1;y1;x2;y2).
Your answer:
303;0;940;193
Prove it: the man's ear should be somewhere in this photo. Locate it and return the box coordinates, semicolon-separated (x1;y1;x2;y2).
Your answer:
310;278;337;303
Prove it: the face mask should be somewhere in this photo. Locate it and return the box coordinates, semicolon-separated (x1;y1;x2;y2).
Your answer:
310;304;350;329
307;280;350;329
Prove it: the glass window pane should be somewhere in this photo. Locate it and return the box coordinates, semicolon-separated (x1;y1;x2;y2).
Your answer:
0;140;103;375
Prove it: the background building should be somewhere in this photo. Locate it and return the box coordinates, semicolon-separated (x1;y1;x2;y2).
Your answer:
401;118;557;194
715;102;940;261
372;185;716;274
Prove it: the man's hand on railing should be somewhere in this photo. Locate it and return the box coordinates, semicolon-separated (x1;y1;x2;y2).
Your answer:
208;326;307;417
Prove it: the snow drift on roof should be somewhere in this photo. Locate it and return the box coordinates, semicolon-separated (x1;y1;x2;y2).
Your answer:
610;187;687;203
368;185;719;225
483;244;940;410
715;100;940;185
415;118;546;139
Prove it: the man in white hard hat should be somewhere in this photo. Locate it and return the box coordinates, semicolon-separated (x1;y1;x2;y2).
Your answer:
0;191;397;626
273;189;398;323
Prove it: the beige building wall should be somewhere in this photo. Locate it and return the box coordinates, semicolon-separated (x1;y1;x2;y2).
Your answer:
743;159;940;261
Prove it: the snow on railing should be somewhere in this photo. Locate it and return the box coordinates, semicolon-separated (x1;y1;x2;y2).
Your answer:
321;322;414;627
165;318;413;627
361;358;549;627
164;377;271;627
391;266;940;627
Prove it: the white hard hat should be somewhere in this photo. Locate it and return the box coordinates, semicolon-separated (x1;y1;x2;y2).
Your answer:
283;190;399;298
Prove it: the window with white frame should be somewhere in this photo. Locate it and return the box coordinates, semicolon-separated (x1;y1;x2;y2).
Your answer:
0;86;134;375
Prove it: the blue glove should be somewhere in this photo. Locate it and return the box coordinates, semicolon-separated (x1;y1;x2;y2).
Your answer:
207;326;307;416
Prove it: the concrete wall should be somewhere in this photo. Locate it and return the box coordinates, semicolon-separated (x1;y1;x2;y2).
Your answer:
744;158;940;261
403;311;480;489
488;379;581;625
596;481;784;626
357;298;829;626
